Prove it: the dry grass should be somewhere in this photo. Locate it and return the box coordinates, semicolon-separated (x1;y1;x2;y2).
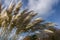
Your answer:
0;1;57;40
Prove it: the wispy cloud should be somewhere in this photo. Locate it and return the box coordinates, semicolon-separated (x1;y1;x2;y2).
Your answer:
2;0;22;6
27;0;59;16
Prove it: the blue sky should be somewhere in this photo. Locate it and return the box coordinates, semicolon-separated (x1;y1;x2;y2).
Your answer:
1;0;60;28
21;0;60;28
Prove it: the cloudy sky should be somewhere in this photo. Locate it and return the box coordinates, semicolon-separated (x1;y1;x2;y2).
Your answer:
1;0;60;28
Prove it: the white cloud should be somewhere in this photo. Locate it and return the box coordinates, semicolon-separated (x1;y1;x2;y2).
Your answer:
27;0;59;16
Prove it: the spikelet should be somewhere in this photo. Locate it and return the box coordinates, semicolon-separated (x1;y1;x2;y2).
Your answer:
26;18;43;29
13;1;22;15
7;1;15;13
1;9;9;21
43;29;54;33
45;22;56;27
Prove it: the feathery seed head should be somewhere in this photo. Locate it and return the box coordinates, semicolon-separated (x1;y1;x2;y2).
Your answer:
0;1;57;40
